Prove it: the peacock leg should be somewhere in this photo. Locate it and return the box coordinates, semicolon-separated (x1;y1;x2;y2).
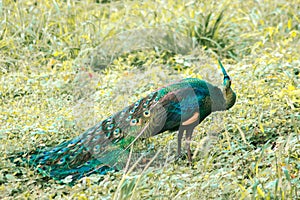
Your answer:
177;127;184;156
185;128;194;164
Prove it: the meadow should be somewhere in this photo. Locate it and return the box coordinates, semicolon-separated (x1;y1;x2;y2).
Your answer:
0;0;299;199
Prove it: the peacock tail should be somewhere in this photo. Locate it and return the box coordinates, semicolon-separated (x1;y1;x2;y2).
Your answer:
22;60;236;183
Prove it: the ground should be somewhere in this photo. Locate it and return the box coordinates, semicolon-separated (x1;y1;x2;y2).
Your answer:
0;0;299;199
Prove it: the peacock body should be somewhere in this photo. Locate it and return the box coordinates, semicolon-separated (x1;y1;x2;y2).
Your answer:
25;60;236;182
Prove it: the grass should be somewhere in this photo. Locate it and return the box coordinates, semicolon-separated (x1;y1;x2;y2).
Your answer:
0;0;299;199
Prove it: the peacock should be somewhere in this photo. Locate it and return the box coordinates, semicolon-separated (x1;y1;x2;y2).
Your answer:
18;59;236;183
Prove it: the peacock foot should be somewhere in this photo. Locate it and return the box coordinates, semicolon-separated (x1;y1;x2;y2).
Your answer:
175;153;187;162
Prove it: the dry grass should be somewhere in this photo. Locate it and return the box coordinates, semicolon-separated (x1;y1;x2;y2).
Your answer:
0;0;299;199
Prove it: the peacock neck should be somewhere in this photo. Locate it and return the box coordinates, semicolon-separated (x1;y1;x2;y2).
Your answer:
207;84;226;112
225;88;236;110
207;84;236;112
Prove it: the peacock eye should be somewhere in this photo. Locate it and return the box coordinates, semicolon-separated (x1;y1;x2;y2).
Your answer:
92;135;101;142
58;148;68;154
143;110;151;117
96;126;102;132
129;109;135;114
58;158;65;164
107;124;114;130
148;92;155;99
134;101;140;108
67;141;76;147
120;110;126;115
113;128;121;137
107;116;113;122
94;145;100;152
105;132;111;139
126;116;132;121
130;119;138;126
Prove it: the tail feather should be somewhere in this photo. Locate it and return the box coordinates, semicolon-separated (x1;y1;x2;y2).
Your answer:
27;135;128;181
21;91;159;182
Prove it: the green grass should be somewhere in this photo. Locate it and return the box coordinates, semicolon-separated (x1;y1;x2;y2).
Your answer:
0;0;299;199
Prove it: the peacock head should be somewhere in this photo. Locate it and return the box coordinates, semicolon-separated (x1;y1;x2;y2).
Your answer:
218;59;236;110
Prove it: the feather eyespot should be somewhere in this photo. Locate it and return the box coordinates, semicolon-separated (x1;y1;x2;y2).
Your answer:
58;148;68;154
92;135;101;142
129;109;135;114
126;116;132;121
67;141;76;147
130;119;138;126
143;110;151;117
94;145;100;152
113;128;121;137
148;92;155;99
50;147;59;153
96;126;102;132
39;156;50;164
120;110;126;115
87;128;94;135
57;158;65;164
134;101;140;108
107;116;113;122
105;132;111;139
107;124;114;130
